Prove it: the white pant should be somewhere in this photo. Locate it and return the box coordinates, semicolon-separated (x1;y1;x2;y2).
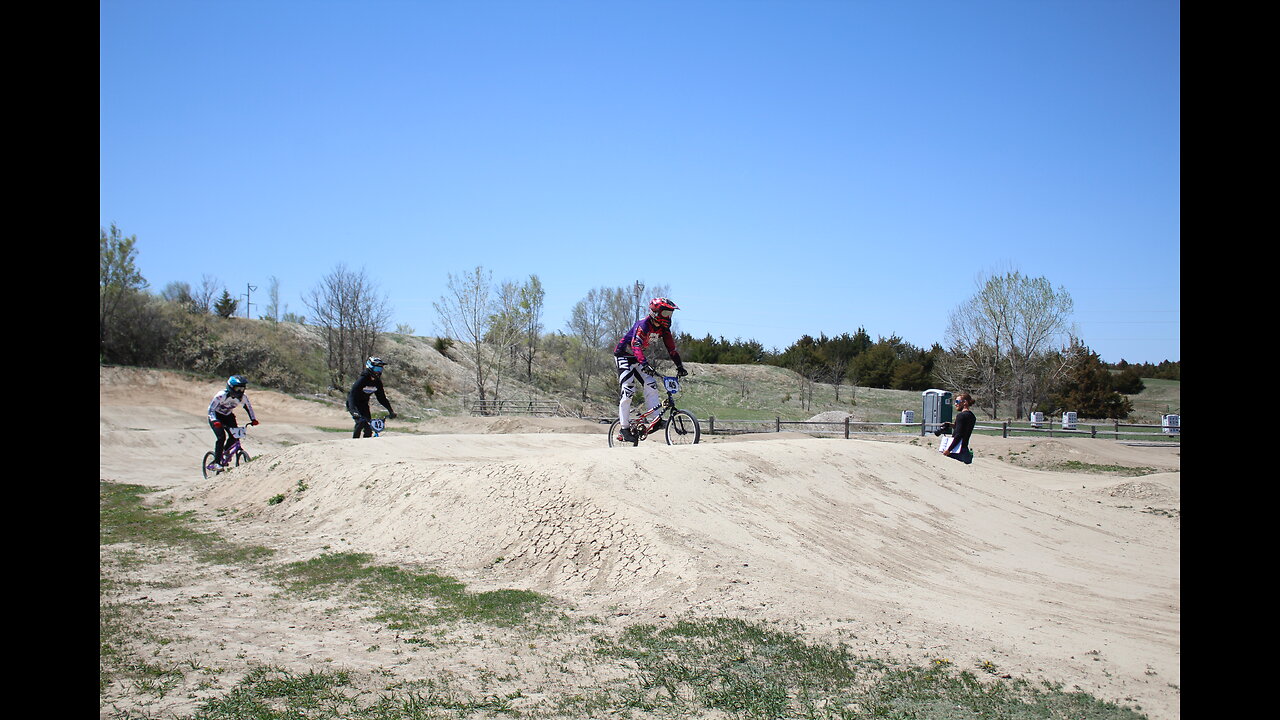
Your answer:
616;355;659;427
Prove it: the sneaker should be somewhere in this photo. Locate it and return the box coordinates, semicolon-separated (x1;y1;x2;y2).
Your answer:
651;419;666;431
619;428;637;443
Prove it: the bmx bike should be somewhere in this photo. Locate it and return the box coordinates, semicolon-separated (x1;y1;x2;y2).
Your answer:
608;373;701;447
202;426;252;478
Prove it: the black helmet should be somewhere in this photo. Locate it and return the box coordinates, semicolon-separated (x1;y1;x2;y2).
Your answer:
227;374;247;395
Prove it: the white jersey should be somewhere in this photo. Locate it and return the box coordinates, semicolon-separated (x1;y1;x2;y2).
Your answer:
208;390;256;423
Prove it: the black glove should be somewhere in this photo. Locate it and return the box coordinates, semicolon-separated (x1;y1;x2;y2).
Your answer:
640;362;657;376
676;365;688;377
388;411;397;420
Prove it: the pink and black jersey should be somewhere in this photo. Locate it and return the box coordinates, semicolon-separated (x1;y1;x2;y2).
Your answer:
613;317;681;366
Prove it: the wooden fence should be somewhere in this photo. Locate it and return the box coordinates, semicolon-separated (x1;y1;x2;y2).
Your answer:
701;416;1180;442
469;400;562;417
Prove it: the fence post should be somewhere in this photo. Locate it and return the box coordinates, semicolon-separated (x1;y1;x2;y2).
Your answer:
1002;421;1008;438
845;416;850;439
776;416;781;433
709;416;715;435
1091;425;1097;438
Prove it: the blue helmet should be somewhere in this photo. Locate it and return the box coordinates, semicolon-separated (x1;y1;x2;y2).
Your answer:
227;374;247;395
366;356;387;373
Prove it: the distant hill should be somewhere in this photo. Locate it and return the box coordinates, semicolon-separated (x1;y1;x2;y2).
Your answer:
103;316;1178;425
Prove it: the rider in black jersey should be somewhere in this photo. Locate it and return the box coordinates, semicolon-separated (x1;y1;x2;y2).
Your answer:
347;357;397;438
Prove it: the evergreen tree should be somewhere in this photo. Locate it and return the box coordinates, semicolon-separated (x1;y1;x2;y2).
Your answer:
213;290;239;318
1045;341;1133;419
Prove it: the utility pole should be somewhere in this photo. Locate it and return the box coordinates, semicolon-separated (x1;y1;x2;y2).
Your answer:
243;283;258;319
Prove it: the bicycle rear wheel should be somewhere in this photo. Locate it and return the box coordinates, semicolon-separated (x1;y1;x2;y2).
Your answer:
202;451;220;479
608;420;638;447
665;410;701;445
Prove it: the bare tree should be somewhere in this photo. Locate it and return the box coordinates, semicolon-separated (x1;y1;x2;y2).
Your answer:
160;281;198;313
487;279;527;403
262;276;281;322
941;270;1075;419
567;287;613;401
305;263;392;388
520;274;545;381
604;280;672;345
434;266;496;403
195;274;221;315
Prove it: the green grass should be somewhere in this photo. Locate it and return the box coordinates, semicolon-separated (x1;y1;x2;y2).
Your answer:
1125;378;1180;422
100;481;275;566
1047;460;1161;476
128;664;525;719
678;365;921;424
273;552;554;632
678;368;1180;431
581;617;1147;719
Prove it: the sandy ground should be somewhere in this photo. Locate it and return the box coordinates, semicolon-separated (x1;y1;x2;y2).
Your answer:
100;367;1180;718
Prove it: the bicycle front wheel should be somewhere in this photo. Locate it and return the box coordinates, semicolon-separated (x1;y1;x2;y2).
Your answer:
202;451;219;479
608;420;638;447
235;450;251;467
665;410;701;445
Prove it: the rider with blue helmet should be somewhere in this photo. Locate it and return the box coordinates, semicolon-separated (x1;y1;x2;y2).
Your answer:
208;374;259;468
347;357;397;438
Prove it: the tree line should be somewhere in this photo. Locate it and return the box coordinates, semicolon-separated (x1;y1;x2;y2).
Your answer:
102;224;1176;419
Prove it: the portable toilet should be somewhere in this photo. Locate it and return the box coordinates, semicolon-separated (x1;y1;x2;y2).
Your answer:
1030;411;1044;428
922;389;953;434
1061;411;1078;430
1162;414;1180;434
901;410;915;424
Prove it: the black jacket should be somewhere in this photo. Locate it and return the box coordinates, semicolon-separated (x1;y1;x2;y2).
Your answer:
945;410;976;454
347;371;393;416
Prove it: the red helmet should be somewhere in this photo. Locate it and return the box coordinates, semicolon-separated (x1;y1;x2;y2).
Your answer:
648;297;678;326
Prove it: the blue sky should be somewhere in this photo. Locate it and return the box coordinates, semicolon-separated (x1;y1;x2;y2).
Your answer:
100;0;1179;364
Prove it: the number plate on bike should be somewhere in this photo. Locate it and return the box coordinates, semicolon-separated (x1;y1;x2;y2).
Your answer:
371;418;385;433
663;377;680;394
230;427;247;438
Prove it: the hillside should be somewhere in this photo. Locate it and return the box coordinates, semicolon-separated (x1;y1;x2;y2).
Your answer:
132;318;1180;427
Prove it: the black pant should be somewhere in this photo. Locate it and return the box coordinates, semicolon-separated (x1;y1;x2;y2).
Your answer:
210;414;237;459
349;409;373;438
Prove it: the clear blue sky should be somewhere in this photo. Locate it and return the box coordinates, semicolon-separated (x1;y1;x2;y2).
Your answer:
100;0;1179;364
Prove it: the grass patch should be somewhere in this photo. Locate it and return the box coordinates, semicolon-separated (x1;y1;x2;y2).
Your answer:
160;664;523;719
100;482;274;566
585;617;1147;719
100;481;274;697
274;552;554;632
1046;461;1160;476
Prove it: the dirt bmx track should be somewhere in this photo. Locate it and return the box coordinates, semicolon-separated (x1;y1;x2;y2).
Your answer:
100;367;1180;718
